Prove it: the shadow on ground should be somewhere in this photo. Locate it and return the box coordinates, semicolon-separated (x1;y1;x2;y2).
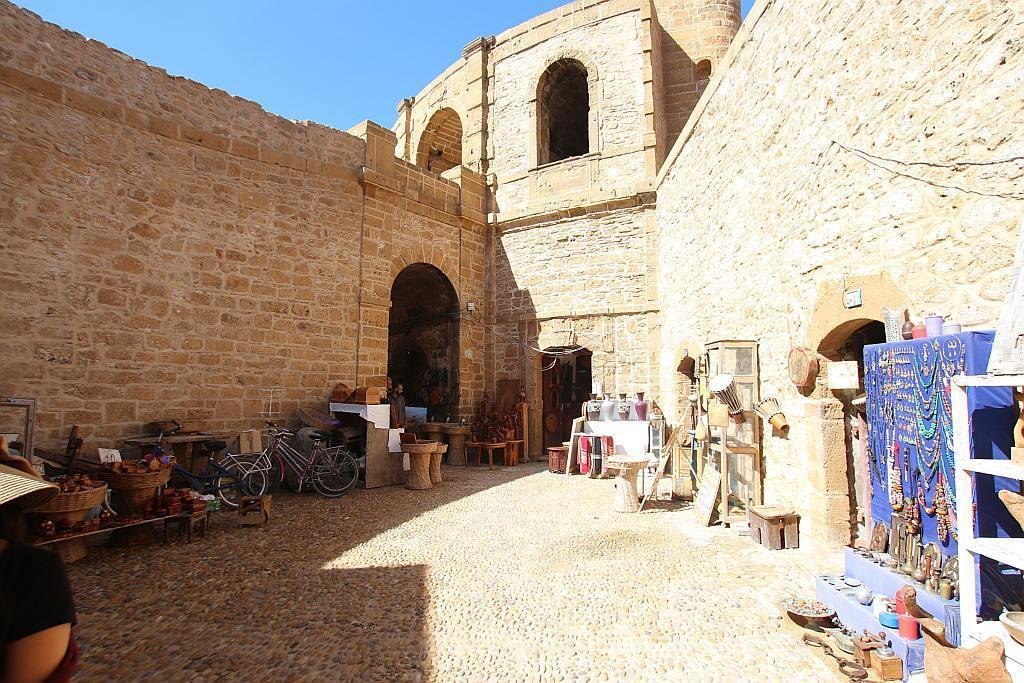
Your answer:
66;463;540;680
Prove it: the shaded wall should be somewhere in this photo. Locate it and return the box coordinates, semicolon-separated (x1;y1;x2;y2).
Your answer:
0;2;488;446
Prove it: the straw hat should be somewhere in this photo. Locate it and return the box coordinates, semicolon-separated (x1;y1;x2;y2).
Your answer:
0;436;58;509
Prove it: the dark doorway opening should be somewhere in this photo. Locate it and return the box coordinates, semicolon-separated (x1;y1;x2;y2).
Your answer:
818;318;886;545
389;264;460;420
541;347;592;450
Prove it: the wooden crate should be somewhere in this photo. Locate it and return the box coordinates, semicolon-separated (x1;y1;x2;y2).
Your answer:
747;505;800;550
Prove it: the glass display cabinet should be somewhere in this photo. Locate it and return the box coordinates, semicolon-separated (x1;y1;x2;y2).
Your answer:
704;340;762;525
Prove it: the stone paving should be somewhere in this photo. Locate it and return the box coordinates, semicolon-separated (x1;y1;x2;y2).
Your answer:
67;462;845;681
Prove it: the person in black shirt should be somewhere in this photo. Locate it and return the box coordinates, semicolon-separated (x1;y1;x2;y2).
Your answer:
0;436;77;682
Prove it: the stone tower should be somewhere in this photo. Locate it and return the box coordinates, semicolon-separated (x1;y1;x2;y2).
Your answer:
653;0;743;151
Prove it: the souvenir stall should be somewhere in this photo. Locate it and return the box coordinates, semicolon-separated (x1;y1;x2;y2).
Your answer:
812;329;1017;679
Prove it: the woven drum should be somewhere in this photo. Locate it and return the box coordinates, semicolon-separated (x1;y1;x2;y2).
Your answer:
430;443;448;484
401;442;435;490
708;374;743;415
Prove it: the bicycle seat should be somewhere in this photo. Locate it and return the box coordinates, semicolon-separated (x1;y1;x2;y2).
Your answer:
203;440;227;453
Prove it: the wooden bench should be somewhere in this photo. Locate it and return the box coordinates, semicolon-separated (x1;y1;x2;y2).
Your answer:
747;505;800;550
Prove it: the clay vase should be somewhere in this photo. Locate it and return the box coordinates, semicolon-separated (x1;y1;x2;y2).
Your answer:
635;392;649;421
856;585;874;606
901;320;916;340
912;324;927;340
599;393;615;421
615;393;631;421
586;394;602;421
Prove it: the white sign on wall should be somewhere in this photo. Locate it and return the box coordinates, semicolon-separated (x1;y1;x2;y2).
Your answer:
98;448;122;463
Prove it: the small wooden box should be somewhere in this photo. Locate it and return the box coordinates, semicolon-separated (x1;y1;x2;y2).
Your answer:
869;649;903;681
748;505;800;550
238;495;271;526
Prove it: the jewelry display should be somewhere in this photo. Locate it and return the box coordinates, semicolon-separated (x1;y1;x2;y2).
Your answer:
866;337;967;549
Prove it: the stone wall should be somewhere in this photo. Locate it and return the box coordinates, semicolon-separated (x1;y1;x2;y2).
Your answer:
0;2;487;447
655;0;1024;542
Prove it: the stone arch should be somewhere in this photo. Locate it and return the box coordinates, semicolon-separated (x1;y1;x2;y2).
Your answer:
390;242;459;295
388;263;461;419
531;50;601;166
415;107;464;173
695;59;713;81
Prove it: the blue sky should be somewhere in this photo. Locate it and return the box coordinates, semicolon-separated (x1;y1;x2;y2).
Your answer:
14;0;755;131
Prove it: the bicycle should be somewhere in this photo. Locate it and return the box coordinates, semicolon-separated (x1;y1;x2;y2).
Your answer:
154;422;267;509
262;422;358;498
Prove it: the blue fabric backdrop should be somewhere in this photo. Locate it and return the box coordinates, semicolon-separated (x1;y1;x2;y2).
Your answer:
864;331;1016;557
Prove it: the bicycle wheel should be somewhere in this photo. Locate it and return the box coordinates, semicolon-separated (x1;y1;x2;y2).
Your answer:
312;450;359;498
215;474;245;509
242;468;270;497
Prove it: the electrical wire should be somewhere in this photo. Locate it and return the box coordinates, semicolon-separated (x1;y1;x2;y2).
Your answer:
831;141;1024;201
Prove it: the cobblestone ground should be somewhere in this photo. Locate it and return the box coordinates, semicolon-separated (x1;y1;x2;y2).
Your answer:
68;462;844;681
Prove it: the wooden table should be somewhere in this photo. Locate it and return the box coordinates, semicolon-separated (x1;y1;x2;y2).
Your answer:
123;432;234;470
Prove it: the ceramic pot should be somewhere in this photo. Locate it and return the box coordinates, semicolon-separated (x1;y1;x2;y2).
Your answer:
856;585;874;606
599;393;615;421
901;320;915;340
911;324;927;340
586;394;602;421
939;579;953;601
912;563;927;583
898;614;920;639
635;392;649;421
925;314;945;338
942;319;962;335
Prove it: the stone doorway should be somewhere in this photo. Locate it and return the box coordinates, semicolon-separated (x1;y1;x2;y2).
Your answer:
540;347;592;450
817;318;886;545
388;264;460;420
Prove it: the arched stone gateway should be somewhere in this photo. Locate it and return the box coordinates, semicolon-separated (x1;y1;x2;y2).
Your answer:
388;264;461;421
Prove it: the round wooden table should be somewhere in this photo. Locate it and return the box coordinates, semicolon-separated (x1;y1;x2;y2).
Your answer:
605;455;650;513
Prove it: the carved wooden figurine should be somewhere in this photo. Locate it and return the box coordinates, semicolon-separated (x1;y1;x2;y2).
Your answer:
901;585;1010;683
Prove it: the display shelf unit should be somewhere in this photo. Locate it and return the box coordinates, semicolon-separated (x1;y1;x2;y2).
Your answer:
951;373;1024;679
704;340;762;525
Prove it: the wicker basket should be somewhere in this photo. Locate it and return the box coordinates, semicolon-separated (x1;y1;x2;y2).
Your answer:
98;466;172;490
430;443;447;484
29;485;108;524
99;466;171;514
298;406;338;432
401;442;435;490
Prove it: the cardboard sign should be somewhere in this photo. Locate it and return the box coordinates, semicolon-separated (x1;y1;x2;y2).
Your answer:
98;448;122;463
695;464;722;527
827;361;860;390
990;229;1024;375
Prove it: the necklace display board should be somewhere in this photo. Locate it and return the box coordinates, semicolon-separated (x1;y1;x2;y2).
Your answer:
864;331;1016;556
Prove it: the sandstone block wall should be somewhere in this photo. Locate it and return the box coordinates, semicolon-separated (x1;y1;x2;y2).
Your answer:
0;3;487;447
655;0;1023;541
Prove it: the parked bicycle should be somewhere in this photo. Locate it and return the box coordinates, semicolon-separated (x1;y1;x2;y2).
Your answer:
154;422;268;509
261;422;358;498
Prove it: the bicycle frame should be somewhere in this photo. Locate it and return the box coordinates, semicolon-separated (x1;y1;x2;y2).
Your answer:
172;457;238;495
271;438;323;492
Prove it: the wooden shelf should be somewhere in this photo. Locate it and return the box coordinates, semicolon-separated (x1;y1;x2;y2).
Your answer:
961;458;1024;480
953;374;1024;388
965;537;1024;570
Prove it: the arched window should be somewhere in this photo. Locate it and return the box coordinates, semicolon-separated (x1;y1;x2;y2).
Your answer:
416;108;463;173
537;58;590;165
695;59;713;81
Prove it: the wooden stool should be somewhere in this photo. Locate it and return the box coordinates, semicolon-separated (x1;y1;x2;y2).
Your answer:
747;505;800;550
505;440;524;466
481;442;506;470
164;512;209;543
466;441;483;466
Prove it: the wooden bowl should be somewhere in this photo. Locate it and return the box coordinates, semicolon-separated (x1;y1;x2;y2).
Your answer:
1001;612;1024;645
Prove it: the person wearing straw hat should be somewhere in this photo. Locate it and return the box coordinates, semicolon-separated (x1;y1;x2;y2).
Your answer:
0;436;78;683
